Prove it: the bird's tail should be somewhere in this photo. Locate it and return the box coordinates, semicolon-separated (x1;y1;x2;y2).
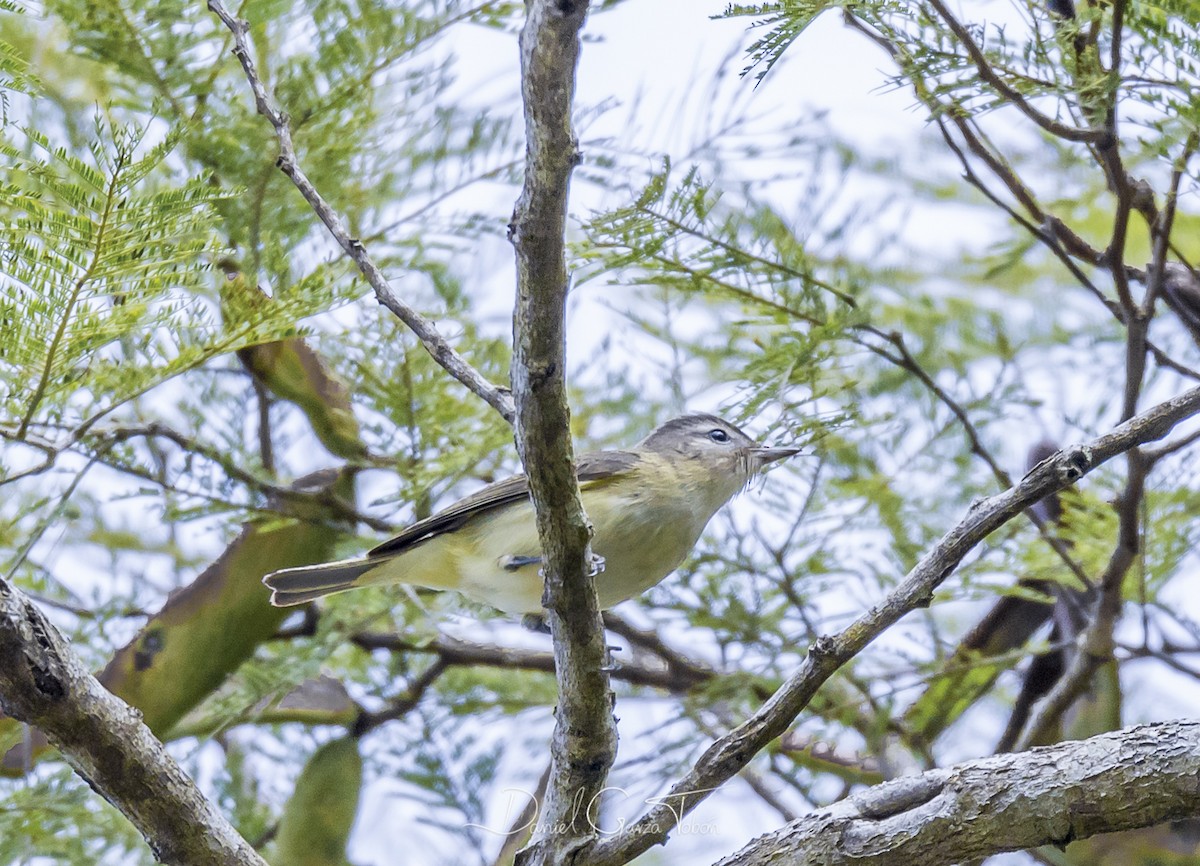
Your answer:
263;558;382;607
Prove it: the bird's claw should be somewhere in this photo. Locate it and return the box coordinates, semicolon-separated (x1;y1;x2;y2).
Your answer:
600;642;622;671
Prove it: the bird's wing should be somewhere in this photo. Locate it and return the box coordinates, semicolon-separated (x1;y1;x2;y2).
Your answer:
367;449;642;559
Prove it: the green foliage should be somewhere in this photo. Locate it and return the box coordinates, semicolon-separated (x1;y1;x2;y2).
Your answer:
0;33;37;113
577;159;860;432
0;768;152;865
393;712;505;851
334;309;514;508
215;738;276;848
723;1;847;83
0;122;227;433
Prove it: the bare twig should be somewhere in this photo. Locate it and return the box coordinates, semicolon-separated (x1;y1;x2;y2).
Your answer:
602;612;717;686
351;630;712;693
638;206;856;307
206;0;515;424
1146;133;1198;318
930;117;1200;384
924;0;1107;144
1012;447;1147;751
491;762;552;866
585;386;1200;866
843;12;1200;391
858;326;1095;590
351;659;448;736
1144;422;1200;463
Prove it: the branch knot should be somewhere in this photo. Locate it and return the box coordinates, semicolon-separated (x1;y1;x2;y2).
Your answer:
1058;446;1092;482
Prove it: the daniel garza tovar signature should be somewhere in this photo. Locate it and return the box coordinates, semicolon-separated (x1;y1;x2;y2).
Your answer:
464;785;722;836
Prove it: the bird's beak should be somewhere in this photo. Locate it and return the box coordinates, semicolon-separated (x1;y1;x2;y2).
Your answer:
751;446;801;468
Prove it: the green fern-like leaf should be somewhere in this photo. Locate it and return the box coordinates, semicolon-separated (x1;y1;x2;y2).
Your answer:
0;121;232;435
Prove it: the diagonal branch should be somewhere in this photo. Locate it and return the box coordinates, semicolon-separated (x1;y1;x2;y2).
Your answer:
206;0;515;424
0;578;267;866
585;384;1200;866
717;720;1200;866
923;0;1107;144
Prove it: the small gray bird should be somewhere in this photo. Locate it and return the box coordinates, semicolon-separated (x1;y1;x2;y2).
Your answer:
263;414;798;614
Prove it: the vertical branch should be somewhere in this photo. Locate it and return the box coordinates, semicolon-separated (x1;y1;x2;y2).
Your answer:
507;1;614;864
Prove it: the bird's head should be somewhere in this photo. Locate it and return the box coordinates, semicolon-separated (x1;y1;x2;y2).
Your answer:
640;414;800;500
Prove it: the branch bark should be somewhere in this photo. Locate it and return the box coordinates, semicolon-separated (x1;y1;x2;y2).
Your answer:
0;578;267;866
507;1;611;864
717;720;1200;866
585;384;1200;866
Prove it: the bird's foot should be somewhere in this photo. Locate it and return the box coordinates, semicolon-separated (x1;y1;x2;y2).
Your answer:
522;613;551;633
601;643;622;672
587;553;607;577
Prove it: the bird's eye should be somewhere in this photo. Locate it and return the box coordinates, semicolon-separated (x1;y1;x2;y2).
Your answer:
708;428;730;443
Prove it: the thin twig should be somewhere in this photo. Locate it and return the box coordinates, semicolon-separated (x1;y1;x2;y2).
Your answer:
1145;132;1198;317
924;0;1107;144
490;762;553;866
351;631;712;693
351;659;448;736
206;0;515;424
1013;447;1147;751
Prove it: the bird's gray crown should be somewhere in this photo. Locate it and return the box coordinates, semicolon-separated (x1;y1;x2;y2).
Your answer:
639;414;755;454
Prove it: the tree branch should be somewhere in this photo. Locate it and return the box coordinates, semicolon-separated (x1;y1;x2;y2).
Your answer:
1011;449;1148;751
206;0;515;424
507;1;611;864
352;630;712;693
350;658;448;737
0;578;267;866
585;384;1200;866
924;0;1107;144
717;720;1200;866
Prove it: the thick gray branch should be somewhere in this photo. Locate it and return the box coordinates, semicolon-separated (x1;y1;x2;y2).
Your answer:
206;0;515;424
508;1;612;865
718;720;1200;866
587;384;1200;866
0;579;267;866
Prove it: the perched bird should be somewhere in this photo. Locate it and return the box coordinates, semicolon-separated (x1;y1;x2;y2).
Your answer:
263;414;799;614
